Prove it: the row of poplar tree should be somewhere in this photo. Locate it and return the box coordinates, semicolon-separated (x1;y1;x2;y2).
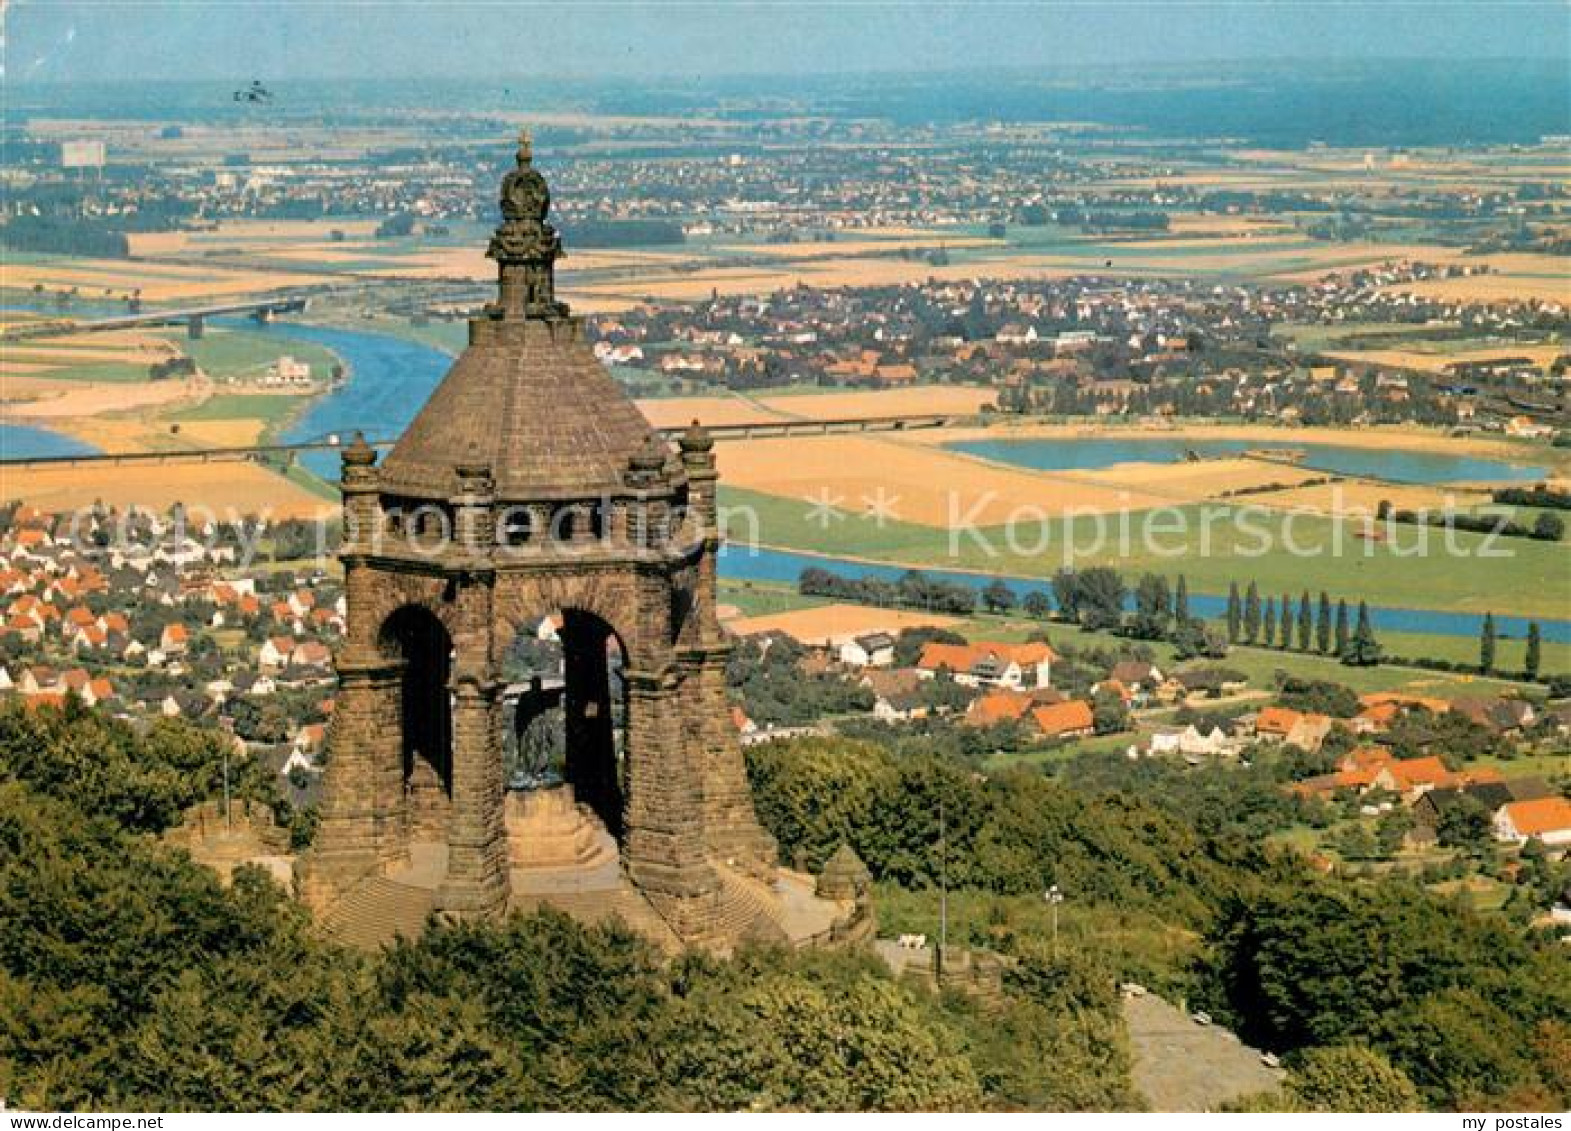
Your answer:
1223;582;1383;667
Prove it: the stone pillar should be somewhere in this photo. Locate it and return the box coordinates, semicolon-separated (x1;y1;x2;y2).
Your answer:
436;673;508;916
437;571;507;918
622;665;721;941
453;458;494;560
297;654;405;911
340;433;381;554
686;645;777;879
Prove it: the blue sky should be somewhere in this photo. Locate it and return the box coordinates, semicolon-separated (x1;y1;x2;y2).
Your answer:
7;2;1569;83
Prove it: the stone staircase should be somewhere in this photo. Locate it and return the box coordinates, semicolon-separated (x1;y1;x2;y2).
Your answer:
711;863;791;947
505;786;619;874
321;875;437;949
511;883;684;952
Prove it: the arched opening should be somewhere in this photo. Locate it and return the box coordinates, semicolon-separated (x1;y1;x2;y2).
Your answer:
379;605;454;836
500;608;628;843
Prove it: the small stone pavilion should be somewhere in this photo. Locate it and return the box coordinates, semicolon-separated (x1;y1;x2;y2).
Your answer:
298;133;871;952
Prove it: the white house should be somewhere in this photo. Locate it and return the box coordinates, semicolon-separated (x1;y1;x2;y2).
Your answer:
1493;797;1571;848
259;637;296;669
916;640;1054;690
839;632;895;669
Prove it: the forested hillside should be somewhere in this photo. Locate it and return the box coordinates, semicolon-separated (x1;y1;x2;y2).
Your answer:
1;701;1566;1110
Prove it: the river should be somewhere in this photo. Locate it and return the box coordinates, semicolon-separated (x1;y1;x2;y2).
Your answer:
49;318;1562;644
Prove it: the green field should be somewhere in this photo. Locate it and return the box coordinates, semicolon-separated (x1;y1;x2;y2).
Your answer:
164;328;342;382
12;360;151;384
718;485;1571;623
716;578;1558;701
170;394;306;424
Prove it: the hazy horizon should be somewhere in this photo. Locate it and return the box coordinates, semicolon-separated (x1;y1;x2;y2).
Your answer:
7;2;1569;85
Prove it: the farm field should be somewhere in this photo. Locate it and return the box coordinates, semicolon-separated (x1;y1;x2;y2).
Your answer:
711;423;1526;530
716;484;1571;621
1;255;332;302
723;602;962;646
1322;342;1565;375
1;326;343;454
635;395;780;429
753;385;997;420
922;419;1563;467
714;433;1180;526
0;459;333;519
1249;480;1499;517
633;385;997;429
1;374;202;420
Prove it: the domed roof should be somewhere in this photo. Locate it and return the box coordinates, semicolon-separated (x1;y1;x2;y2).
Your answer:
376;319;658;501
374;134;660;502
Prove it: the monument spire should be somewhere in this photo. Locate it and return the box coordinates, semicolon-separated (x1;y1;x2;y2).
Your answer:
487;127;567;320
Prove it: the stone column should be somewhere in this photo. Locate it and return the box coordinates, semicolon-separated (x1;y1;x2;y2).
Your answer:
436;672;508;916
436;571;508;918
297;653;405;911
453;458;494;560
622;664;721;941
686;645;778;879
339;433;381;555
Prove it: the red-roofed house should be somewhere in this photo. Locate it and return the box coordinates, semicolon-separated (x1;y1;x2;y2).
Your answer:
1030;699;1095;740
160;623;190;655
965;688;1036;728
1494;797;1571;847
916;640;1055;690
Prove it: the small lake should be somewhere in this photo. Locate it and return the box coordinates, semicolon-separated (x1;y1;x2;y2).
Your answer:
0;423;100;459
948;436;1547;485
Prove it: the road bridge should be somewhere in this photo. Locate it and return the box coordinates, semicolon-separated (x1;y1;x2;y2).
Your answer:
1;295;318;341
0;413;973;470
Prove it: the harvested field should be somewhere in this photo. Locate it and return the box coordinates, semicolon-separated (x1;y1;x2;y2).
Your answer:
755;385;997;420
714;433;1173;527
0;460;332;520
922;420;1562;470
127;219;382;257
171;419;270;449
1249;480;1495;517
718;236;1004;258
724;602;960;646
636;396;781;429
1380;274;1571;305
0;375;202;418
1059;457;1326;499
1322;343;1566;373
388;245;695;281
1;258;331;302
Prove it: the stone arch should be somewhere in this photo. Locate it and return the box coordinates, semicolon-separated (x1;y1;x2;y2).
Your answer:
377;604;455;837
493;569;663;672
496;601;631;839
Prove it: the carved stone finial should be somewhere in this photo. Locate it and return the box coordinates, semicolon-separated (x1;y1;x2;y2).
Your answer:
342;431;376;467
679;418;714;455
488;129;567;321
629;432;668;474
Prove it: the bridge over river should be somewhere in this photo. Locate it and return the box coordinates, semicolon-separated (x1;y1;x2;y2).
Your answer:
0;413;963;471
